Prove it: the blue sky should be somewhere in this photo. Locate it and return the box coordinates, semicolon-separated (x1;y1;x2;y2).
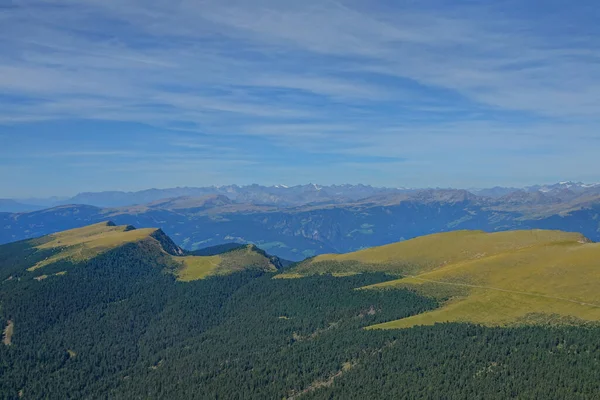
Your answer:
1;0;600;197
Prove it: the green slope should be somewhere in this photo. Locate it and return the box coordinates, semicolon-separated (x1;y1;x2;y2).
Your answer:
1;221;281;282
174;244;280;281
3;225;600;398
27;221;162;272
281;229;600;328
283;229;588;276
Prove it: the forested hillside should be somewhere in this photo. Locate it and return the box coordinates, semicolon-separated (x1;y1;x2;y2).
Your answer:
285;230;600;328
2;224;600;398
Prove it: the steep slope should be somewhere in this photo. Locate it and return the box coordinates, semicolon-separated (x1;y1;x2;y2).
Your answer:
189;243;247;256
282;230;600;328
27;221;166;272
0;221;281;283
0;223;438;399
3;225;600;398
174;244;283;281
0;221;179;284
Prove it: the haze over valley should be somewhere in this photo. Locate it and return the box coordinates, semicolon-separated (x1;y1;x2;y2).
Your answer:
3;181;600;261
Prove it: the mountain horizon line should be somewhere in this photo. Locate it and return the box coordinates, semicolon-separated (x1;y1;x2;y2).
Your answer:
6;180;600;202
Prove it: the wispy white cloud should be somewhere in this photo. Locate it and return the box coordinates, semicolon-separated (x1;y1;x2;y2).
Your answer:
1;0;600;194
3;0;598;123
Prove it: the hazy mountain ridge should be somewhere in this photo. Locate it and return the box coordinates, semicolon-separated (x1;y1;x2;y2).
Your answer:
3;185;600;261
3;182;600;262
0;199;44;213
5;181;600;212
62;184;411;208
0;182;600;212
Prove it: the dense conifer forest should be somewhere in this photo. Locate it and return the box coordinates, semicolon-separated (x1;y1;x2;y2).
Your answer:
2;239;600;399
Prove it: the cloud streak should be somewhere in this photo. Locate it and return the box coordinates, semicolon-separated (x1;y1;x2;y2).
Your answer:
1;0;600;195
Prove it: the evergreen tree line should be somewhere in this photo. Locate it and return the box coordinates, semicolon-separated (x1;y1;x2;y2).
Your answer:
1;241;600;399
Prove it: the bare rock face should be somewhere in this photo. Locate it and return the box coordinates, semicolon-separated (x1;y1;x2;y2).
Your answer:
150;229;184;256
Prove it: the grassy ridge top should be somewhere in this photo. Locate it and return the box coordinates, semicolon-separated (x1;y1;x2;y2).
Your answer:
28;222;159;271
366;240;600;328
18;222;280;280
280;229;600;328
175;245;279;281
287;229;587;276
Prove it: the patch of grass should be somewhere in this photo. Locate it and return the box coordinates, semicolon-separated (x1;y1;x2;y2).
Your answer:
362;280;468;302
174;245;278;282
29;222;158;271
273;273;304;279
364;240;600;329
275;271;362;279
283;229;600;328
217;246;278;274
290;260;396;276
174;255;222;281
33;271;68;282
367;289;600;329
291;230;587;276
331;272;360;277
3;320;14;346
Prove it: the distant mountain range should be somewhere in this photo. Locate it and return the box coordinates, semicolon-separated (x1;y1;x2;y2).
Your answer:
3;181;600;211
2;181;600;261
0;199;45;213
3;184;409;210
